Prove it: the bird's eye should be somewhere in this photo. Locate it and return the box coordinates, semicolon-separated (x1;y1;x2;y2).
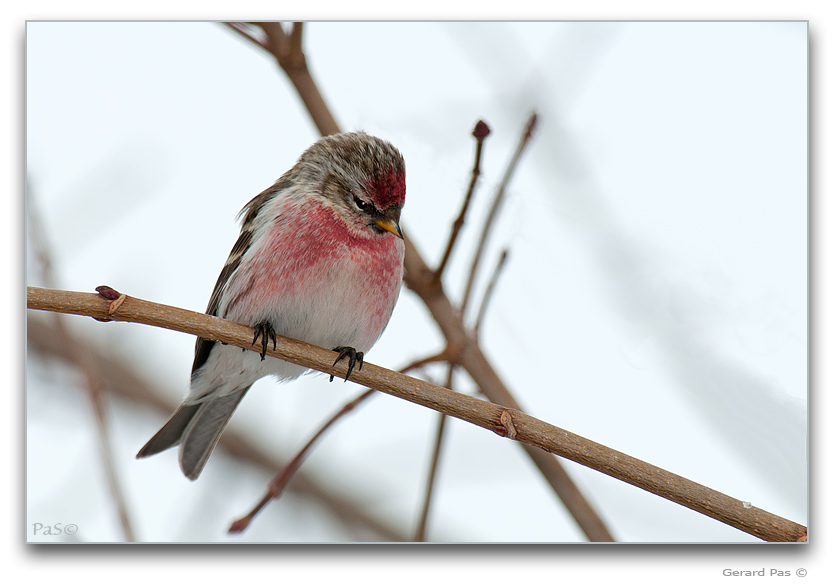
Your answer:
353;196;371;212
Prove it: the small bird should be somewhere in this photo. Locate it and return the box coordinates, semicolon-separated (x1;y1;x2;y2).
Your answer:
137;132;406;480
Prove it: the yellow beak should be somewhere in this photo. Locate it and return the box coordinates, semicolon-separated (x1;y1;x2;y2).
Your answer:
376;218;403;239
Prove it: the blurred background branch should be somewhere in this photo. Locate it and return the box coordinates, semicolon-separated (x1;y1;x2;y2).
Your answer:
27;313;412;541
26;187;135;542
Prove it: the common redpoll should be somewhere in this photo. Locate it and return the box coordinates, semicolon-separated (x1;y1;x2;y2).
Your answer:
137;132;406;479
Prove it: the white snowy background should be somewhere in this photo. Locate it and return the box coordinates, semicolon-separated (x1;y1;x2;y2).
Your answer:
24;21;807;544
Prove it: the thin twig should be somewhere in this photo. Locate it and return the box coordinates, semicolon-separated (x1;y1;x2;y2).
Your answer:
229;388;376;534
474;249;509;337
406;235;611;542
434;120;491;281
461;113;538;317
414;364;455;542
26;286;807;542
398;349;455;375
26;192;135;542
415;413;447;542
229;349;456;533
223;22;268;49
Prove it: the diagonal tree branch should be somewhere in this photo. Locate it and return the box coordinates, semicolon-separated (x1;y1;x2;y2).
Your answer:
26;285;808;542
245;22;340;136
474;248;509;337
229;388;377;534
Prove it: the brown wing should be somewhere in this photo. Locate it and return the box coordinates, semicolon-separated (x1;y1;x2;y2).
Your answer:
190;180;289;375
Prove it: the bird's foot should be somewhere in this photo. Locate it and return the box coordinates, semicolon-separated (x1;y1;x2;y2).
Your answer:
252;321;277;361
330;346;364;382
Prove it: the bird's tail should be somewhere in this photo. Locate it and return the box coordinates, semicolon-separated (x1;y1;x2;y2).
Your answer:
136;386;251;480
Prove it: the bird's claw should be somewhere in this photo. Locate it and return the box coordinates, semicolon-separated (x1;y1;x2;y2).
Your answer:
330;346;364;382
252;321;277;361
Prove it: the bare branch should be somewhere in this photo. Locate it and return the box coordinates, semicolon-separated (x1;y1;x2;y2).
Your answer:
26;286;807;542
474;248;509;337
233;22;340;136
398;349;456;375
229;388;376;534
461;113;538;317
434;120;491;281
288;21;304;58
415;412;447;542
